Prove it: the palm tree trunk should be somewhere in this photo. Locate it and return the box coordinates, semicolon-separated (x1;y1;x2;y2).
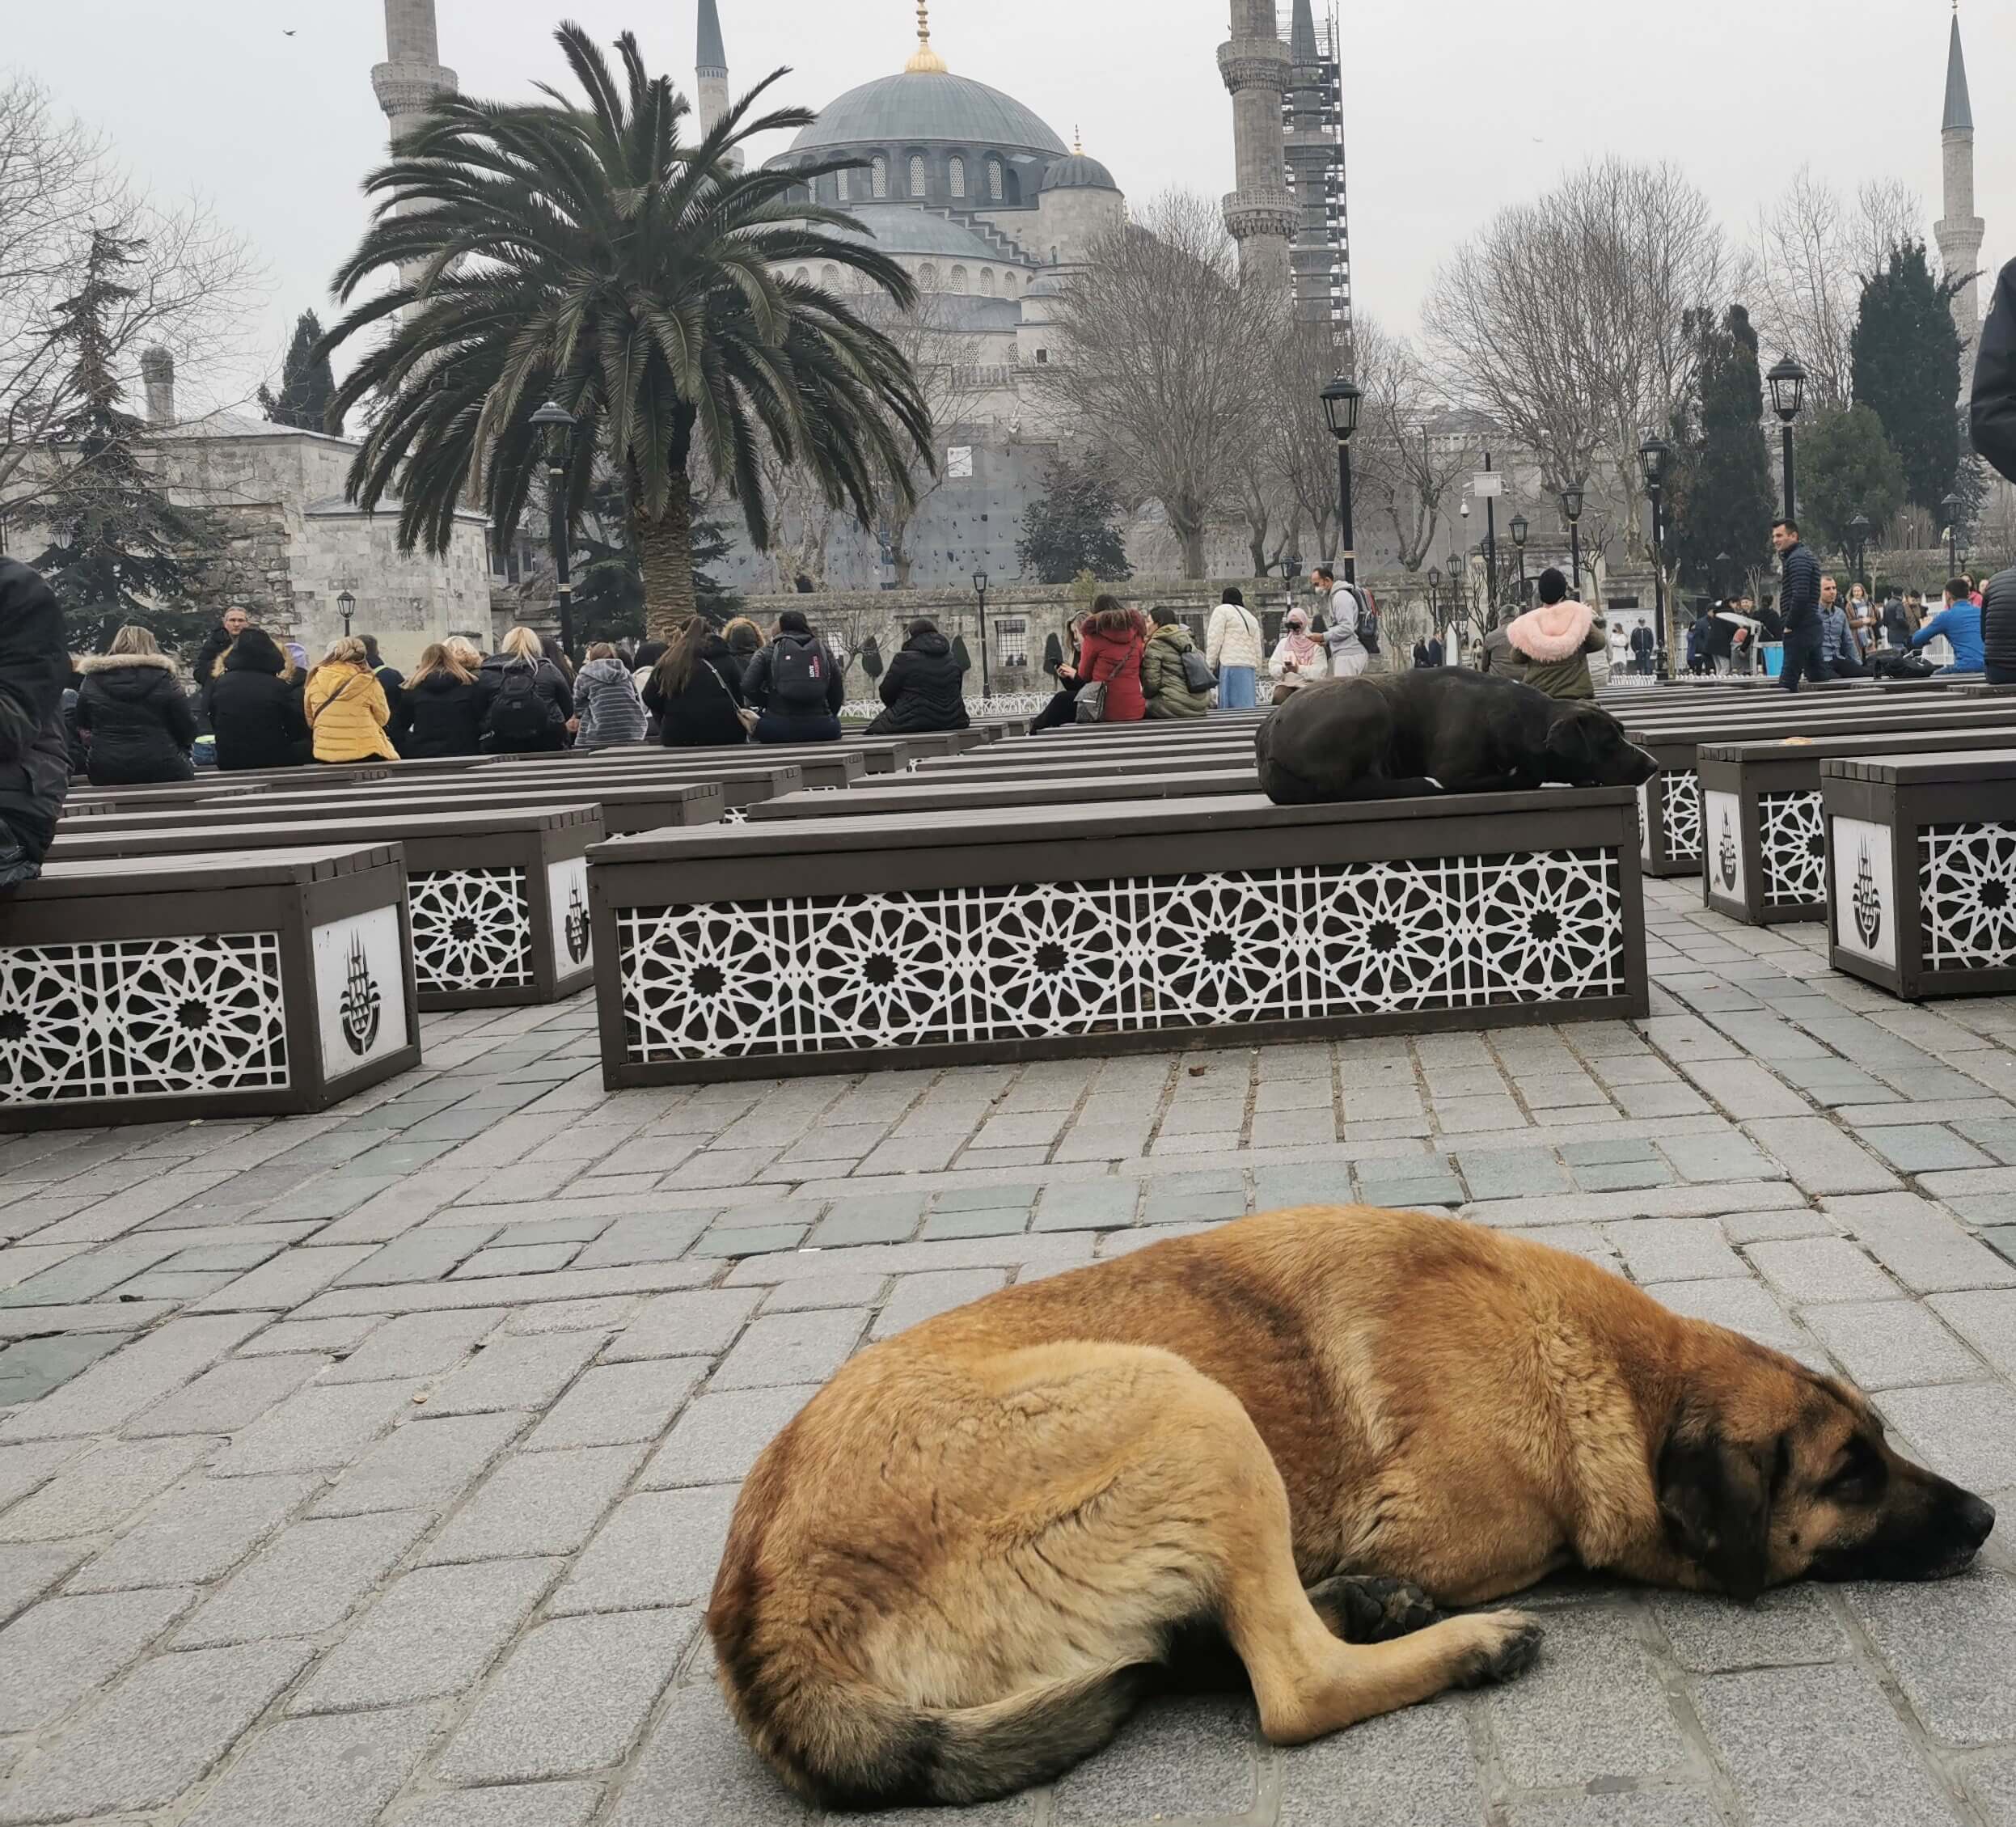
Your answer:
637;470;697;641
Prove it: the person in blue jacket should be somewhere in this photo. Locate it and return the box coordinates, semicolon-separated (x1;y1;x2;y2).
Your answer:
1909;578;1986;675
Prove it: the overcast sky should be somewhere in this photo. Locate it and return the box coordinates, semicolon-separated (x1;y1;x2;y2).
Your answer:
6;0;2008;403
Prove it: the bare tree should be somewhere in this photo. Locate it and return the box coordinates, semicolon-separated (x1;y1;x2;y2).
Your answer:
1425;158;1735;562
864;284;987;587
1750;168;1925;412
0;76;265;522
752;441;839;592
1348;315;1469;572
1038;189;1273;578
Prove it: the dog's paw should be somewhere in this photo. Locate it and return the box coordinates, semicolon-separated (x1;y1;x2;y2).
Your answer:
1447;1610;1544;1689
1307;1574;1443;1643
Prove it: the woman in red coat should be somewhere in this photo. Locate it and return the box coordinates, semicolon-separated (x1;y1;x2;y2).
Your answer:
1075;597;1149;723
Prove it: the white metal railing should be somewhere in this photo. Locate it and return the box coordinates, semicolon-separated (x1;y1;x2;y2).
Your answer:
841;692;1053;722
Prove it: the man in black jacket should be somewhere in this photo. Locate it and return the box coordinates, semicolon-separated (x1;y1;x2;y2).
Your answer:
0;559;72;887
1772;518;1825;692
1973;257;2016;486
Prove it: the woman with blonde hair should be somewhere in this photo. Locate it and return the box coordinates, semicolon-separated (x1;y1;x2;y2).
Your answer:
303;635;397;763
477;624;574;751
74;624;198;785
722;615;767;675
400;641;485;758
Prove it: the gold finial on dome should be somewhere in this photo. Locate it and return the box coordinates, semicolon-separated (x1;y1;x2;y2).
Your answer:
1073;125;1084;154
905;1;948;73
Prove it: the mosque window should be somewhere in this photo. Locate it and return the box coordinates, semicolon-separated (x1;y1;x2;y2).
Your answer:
909;154;927;197
949;155;966;199
822;264;840;290
793;267;809;285
919;263;937;290
837;167;849;202
949;265;967;293
987;157;1003;201
1035;349;1049;363
872;155;888;199
980;268;995;295
1004;167;1022;206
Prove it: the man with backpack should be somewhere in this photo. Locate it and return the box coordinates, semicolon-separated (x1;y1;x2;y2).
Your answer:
1312;566;1376;678
742;607;845;743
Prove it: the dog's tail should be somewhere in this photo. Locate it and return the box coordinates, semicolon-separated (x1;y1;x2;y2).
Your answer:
731;1661;1152;1809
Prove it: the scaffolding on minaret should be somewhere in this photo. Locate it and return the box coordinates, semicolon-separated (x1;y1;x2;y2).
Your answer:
1277;1;1351;342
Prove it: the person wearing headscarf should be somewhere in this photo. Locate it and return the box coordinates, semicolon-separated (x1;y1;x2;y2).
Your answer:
1267;608;1329;699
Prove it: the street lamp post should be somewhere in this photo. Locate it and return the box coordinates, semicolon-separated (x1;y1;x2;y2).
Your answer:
1426;565;1443;640
1847;514;1872;591
1638;433;1673;679
1941;492;1964;575
528;399;577;660
1560;479;1586;598
337;589;356;640
971;569;991;700
1319;374;1363;584
1510;513;1529;603
1766;355;1807;522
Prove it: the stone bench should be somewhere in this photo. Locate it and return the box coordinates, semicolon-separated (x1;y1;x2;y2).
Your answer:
1627;701;2016;878
753;766;1265;823
51;806;606;1010
1698;725;2016;924
0;844;419;1127
587;787;1646;1083
1824;749;2016;1001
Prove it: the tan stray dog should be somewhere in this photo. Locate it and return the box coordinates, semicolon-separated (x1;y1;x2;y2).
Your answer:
708;1207;1993;1809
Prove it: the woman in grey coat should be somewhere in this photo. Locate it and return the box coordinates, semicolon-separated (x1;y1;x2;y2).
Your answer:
573;643;648;749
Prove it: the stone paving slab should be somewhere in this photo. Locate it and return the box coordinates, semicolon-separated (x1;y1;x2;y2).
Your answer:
2;878;2016;1821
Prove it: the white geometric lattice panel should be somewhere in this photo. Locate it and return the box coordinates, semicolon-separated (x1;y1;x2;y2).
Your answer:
619;849;1626;1063
1760;790;1827;906
1663;771;1701;862
408;869;531;993
1920;823;2016;967
0;933;289;1105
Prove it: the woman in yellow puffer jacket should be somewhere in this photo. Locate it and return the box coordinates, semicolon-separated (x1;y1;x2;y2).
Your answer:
303;636;397;763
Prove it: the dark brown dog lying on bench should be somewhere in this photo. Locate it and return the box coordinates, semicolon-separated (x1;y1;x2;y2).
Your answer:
1255;669;1659;805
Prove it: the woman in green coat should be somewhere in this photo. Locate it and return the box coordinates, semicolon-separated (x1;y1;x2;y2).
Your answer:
1141;607;1211;719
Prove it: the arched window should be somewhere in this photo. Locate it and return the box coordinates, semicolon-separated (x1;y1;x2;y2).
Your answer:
1004;167;1022;206
908;154;927;197
836;167;850;202
871;155;888;199
987;156;1003;201
980;268;995;296
949;265;968;293
1002;271;1016;294
821;264;839;290
918;262;937;290
949;155;966;199
793;267;809;285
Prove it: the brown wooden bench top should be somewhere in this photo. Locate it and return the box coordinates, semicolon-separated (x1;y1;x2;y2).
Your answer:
18;844;403;898
51;806;601;861
1821;748;2016;785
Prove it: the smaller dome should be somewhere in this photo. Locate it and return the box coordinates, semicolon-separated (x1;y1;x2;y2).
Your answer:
1024;273;1064;298
1041;151;1118;193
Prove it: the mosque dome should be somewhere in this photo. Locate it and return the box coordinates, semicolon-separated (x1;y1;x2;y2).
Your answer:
788;69;1067;159
1040;150;1118;193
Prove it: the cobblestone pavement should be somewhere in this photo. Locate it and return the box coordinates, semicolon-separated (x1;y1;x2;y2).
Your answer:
6;876;2016;1824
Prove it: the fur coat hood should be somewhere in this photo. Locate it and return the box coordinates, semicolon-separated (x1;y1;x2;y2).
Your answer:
77;651;178;675
1507;600;1595;662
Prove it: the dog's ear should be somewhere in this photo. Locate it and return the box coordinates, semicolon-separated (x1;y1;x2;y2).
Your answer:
1544;708;1597;770
1657;1411;1773;1602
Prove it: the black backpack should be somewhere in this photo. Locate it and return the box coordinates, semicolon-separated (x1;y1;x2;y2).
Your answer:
770;636;828;710
485;664;552;748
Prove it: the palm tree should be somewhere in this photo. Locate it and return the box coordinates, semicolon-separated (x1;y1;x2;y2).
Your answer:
319;23;932;637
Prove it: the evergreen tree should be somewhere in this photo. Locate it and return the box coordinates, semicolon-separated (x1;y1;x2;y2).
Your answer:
1668;304;1775;592
1800;404;1906;557
30;230;222;656
1851;241;1963;514
1016;455;1133;585
257;310;341;435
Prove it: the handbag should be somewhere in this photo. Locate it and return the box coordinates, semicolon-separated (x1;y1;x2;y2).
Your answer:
1180;649;1217;693
706;662;759;733
1074;679;1109;723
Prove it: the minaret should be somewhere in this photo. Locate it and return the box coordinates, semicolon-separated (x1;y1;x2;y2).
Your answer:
1283;0;1336;336
696;0;743;170
1219;0;1293;285
1934;2;1984;359
370;1;457;302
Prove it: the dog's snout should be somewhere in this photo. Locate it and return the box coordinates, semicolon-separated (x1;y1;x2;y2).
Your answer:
1959;1493;1997;1548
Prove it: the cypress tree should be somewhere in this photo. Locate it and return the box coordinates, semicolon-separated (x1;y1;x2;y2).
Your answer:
30;230;222;655
1016;455;1133;585
1669;305;1777;594
1851;242;1963;515
258;310;342;435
